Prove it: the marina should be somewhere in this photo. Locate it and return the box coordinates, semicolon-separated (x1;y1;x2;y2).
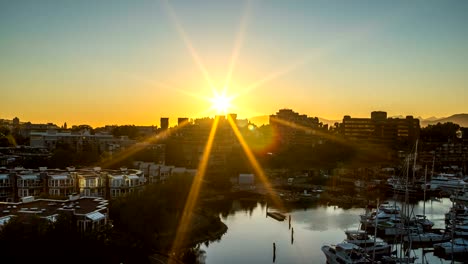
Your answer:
200;197;466;263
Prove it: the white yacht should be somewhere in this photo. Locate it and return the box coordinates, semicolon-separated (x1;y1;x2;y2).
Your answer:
430;173;467;191
344;230;392;258
403;230;451;243
360;209;401;226
377;219;422;236
322;242;371;264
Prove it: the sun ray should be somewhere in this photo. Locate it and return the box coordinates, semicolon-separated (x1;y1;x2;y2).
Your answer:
170;116;220;253
234;26;376;99
98;123;189;169
269;116;349;145
234;49;325;99
223;0;251;91
226;115;284;210
268;117;388;159
162;0;216;93
175;88;214;103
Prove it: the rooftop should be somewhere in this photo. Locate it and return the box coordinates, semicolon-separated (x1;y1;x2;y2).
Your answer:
0;196;108;220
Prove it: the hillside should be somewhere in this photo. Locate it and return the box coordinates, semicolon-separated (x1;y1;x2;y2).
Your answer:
421;114;468;127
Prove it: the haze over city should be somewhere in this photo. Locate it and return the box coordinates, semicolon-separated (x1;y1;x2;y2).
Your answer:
1;0;467;127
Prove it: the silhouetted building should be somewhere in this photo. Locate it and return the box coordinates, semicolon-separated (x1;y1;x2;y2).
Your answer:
160;117;169;130
30;130;135;153
228;113;237;121
269;109;322;147
342;111;420;146
178;117;189;126
166;116;238;173
19;122;60;137
12;117;19;127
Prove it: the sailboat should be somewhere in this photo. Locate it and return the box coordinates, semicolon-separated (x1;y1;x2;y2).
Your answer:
381;141;422;264
404;163;448;246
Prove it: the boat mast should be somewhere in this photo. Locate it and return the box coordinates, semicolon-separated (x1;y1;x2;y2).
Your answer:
372;198;379;262
431;153;435;180
405;155;410;219
423;164;427;217
412;139;418;185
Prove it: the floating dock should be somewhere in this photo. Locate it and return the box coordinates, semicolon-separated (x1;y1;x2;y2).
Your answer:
267;211;286;221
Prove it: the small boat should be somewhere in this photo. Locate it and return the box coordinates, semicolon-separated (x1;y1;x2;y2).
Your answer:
433;238;468;255
445;204;468;222
344;230;391;259
377;219;422;236
430;174;467;191
452;223;468;237
360;210;401;226
451;189;468;205
413;214;434;231
403;230;451;243
322;242;372;264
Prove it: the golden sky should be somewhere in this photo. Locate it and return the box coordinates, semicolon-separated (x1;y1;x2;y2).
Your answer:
1;0;467;127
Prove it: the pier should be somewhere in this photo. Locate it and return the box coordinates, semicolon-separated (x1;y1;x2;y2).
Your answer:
267;211;286;221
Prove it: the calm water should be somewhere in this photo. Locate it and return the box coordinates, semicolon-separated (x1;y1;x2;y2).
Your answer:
201;198;464;264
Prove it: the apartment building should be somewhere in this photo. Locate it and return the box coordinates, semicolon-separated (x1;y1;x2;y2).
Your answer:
269;109;323;147
30;130;135;153
0;195;109;232
342;111;420;146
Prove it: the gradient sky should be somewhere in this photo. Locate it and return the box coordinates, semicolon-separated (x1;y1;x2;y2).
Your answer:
1;0;467;127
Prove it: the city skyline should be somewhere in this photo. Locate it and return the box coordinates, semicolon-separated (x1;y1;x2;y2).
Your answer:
1;0;467;127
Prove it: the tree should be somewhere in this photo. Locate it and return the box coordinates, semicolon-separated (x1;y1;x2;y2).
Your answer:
420;122;461;143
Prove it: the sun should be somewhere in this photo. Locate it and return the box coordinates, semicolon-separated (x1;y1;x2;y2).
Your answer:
210;91;233;114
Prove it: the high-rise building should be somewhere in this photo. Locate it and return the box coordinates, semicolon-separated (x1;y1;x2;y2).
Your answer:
160;117;169;130
342;111;420;145
178;117;189;126
269;109;322;146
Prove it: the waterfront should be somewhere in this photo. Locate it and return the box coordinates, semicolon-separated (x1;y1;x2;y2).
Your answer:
201;198;464;264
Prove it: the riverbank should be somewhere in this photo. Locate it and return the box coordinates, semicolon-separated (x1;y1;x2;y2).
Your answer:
155;211;228;251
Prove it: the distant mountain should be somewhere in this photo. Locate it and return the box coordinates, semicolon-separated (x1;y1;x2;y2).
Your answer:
421;114;468;127
423;116;439;121
390;115;406;119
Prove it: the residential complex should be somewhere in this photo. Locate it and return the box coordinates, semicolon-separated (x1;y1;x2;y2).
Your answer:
0;195;109;232
0;164;195;202
269;109;325;147
30;130;135;153
342;111;420;146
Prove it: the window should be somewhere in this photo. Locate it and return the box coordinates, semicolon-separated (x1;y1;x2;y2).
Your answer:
112;179;122;187
19;189;29;197
86;179;96;187
111;189;120;198
83;189;91;196
0;179;11;187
